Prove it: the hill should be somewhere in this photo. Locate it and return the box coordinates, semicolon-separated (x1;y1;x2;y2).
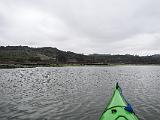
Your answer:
0;46;160;68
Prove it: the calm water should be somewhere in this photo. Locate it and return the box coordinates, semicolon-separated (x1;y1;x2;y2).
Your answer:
0;66;160;120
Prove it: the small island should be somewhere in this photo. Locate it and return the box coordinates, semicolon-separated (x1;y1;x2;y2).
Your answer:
0;46;160;68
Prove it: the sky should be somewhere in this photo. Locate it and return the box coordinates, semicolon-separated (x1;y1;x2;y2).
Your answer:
0;0;160;55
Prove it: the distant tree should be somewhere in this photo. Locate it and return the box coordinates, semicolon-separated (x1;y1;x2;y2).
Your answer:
28;57;41;62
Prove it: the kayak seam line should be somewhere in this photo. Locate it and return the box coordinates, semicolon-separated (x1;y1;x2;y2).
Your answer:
115;115;129;120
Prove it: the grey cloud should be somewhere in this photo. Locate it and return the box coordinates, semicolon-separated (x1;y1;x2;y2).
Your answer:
0;0;160;55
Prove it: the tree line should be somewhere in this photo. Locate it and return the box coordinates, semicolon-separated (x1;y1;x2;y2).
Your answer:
0;46;160;65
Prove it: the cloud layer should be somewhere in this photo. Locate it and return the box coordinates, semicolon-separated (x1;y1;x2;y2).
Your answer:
0;0;160;55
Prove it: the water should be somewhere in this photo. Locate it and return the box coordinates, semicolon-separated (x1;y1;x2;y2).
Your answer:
0;66;160;120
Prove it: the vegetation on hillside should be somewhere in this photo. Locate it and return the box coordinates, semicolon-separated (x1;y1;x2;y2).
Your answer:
0;46;160;68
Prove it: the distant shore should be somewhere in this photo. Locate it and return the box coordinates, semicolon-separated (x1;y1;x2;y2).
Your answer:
0;63;107;69
1;46;160;68
0;63;160;69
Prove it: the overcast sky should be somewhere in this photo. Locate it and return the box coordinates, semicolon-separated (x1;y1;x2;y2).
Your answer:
0;0;160;55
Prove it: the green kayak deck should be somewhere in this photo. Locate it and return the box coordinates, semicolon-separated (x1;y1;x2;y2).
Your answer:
99;83;139;120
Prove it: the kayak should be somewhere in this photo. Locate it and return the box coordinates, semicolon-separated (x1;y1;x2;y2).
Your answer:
99;83;139;120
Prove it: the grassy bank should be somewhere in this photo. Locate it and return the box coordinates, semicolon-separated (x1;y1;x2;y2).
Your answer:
0;64;84;69
1;63;160;69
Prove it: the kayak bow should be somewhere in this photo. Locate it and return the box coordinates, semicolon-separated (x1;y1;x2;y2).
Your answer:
99;83;139;120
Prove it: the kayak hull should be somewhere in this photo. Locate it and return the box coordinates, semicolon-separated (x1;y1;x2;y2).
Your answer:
99;83;139;120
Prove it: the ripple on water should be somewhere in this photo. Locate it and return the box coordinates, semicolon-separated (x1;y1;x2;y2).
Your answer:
0;66;160;120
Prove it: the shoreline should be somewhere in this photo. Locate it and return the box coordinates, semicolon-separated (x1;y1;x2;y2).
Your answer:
0;63;160;69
